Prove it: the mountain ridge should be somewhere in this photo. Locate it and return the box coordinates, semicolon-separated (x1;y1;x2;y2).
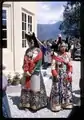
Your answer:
37;21;62;41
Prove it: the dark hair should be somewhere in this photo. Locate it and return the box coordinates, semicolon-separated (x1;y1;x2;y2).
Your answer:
31;33;40;48
57;37;62;45
25;32;40;48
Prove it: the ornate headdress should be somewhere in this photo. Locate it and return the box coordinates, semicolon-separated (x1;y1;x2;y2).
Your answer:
25;32;39;48
58;42;68;48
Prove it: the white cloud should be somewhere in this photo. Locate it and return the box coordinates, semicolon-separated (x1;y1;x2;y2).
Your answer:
36;2;66;24
49;20;58;24
42;4;50;11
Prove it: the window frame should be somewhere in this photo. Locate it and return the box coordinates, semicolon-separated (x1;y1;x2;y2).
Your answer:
2;8;8;48
2;6;11;50
22;10;33;48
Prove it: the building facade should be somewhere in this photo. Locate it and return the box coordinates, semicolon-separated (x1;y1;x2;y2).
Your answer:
2;2;37;76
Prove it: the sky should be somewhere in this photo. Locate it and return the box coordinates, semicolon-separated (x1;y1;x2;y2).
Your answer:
37;2;67;24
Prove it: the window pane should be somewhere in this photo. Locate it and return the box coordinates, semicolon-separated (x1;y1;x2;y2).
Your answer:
30;16;32;23
28;24;32;32
22;31;25;39
30;25;32;32
22;40;25;47
24;32;26;38
28;24;30;32
2;30;7;38
25;23;26;30
2;39;7;48
22;22;25;30
28;15;29;23
2;9;6;19
22;12;25;21
24;14;26;22
28;15;32;23
22;40;26;48
25;40;26;47
2;19;7;29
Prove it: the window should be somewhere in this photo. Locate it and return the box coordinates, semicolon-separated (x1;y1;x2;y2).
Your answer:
2;9;7;48
28;15;32;32
22;11;32;48
22;12;26;48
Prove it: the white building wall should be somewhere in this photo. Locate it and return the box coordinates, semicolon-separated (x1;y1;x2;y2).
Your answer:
2;2;37;76
13;2;37;74
2;2;14;75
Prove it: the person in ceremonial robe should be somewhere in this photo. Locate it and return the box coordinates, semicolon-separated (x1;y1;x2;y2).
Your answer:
19;32;47;111
49;42;73;112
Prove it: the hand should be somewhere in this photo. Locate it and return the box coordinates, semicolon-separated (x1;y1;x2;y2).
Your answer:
27;71;31;76
68;72;72;78
31;70;34;74
57;75;59;79
64;60;68;64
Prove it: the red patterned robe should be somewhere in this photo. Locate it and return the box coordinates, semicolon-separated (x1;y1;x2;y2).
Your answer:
23;50;42;89
51;52;73;82
19;48;47;110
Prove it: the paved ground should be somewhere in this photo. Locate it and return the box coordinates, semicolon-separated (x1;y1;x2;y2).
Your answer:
6;61;80;118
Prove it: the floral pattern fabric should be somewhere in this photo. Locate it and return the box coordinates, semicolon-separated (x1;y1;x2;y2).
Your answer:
50;52;73;110
19;48;47;111
19;72;47;110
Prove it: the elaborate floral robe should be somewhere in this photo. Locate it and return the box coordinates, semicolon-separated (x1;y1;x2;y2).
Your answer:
19;47;47;111
49;52;73;111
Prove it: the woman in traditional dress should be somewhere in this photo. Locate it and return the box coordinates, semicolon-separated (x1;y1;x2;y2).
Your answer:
19;32;47;111
49;42;73;112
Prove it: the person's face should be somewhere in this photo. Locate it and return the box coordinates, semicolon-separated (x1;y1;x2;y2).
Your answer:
28;42;32;47
31;40;34;46
27;51;33;57
28;40;34;47
60;46;66;53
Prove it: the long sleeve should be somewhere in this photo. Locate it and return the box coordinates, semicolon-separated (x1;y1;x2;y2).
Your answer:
51;59;58;77
67;61;73;73
23;56;29;72
67;52;73;73
41;46;47;54
67;60;73;82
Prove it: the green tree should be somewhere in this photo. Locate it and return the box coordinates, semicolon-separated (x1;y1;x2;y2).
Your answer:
59;2;80;38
